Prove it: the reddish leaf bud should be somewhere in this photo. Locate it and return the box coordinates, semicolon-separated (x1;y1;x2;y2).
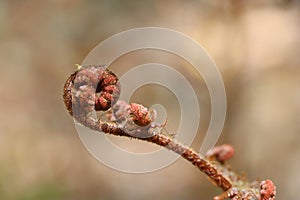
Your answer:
129;103;155;126
207;144;235;163
259;179;276;200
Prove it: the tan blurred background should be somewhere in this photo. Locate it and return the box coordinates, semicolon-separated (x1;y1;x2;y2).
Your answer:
0;0;300;199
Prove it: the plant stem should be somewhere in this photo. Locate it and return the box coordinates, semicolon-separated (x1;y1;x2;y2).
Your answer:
63;66;276;200
63;71;232;191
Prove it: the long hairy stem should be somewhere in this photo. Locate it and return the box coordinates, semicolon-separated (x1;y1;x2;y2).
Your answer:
63;69;232;191
62;65;276;200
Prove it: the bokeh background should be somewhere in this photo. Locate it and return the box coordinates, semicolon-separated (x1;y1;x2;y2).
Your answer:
1;0;300;199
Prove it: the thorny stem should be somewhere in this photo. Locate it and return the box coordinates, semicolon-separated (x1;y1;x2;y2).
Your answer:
63;65;276;200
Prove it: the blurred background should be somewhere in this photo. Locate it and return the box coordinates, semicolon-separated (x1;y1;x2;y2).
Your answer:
1;0;300;199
